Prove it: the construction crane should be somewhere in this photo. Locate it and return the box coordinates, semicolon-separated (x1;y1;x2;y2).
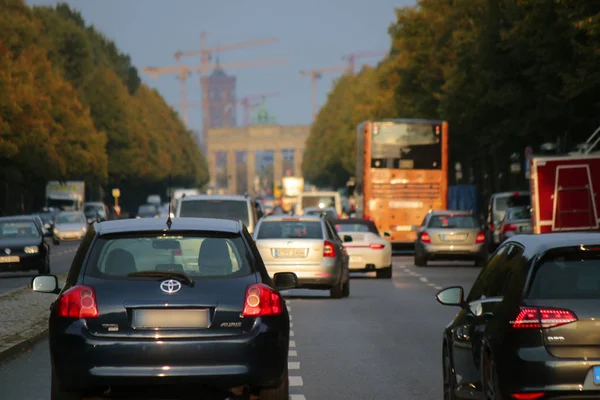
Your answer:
341;51;387;74
189;92;280;126
142;60;287;124
299;65;347;120
174;32;281;137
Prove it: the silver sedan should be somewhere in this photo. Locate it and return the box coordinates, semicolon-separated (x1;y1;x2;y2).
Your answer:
52;211;88;244
253;215;351;298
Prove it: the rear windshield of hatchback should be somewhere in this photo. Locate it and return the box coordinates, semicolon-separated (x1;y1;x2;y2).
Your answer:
528;249;600;299
427;215;478;229
86;233;252;279
256;221;323;240
179;200;249;226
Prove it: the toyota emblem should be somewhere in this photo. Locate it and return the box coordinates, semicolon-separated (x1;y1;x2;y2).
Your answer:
160;279;182;294
4;248;10;255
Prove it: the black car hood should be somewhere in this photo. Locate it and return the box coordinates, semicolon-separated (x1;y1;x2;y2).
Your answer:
0;237;42;248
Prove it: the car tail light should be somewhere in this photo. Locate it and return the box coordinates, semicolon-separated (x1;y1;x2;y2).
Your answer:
503;224;518;232
363;215;373;221
242;283;283;317
475;232;485;244
420;232;431;244
323;240;336;257
56;285;99;319
511;393;544;399
511;307;577;329
370;243;385;250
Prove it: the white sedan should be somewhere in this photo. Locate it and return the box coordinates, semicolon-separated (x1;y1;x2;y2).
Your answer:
333;218;392;279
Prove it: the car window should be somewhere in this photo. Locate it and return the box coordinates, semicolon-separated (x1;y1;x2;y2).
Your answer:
528;249;600;299
324;221;337;241
508;208;531;220
87;234;251;279
334;222;378;235
57;214;85;224
179;199;249;227
0;221;40;239
495;194;530;213
427;215;478;229
256;221;323;239
467;245;510;302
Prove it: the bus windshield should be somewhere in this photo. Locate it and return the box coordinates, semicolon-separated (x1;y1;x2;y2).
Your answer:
371;122;441;170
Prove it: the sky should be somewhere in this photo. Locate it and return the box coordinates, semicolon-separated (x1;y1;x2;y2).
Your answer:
26;0;414;134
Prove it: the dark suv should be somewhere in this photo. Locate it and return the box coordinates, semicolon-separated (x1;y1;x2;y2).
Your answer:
32;217;297;400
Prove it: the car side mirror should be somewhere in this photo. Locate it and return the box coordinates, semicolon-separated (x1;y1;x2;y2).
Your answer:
32;275;60;294
273;272;298;291
435;286;465;307
343;235;353;243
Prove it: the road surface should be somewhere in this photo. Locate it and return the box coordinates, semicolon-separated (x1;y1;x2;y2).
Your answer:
0;256;481;400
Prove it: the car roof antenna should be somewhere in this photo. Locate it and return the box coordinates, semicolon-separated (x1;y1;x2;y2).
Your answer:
166;174;173;230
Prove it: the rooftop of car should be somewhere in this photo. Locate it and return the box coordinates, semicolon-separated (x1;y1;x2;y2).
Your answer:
94;217;242;235
506;232;600;255
333;218;372;224
261;215;322;222
179;194;249;202
0;215;36;222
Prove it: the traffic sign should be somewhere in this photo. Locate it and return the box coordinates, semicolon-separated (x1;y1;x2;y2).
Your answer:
112;188;121;198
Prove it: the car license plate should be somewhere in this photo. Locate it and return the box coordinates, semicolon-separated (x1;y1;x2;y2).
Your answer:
0;256;20;263
132;309;210;329
441;234;466;241
349;255;362;262
594;366;600;385
274;248;306;258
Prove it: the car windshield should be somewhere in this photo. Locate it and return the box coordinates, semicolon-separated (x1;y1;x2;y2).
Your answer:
85;205;104;213
335;222;379;235
138;205;158;214
179;200;249;226
57;214;85;224
428;215;478;229
496;194;530;212
256;221;323;239
87;234;252;279
528;250;600;299
35;213;53;223
507;207;531;220
301;196;336;210
0;221;39;239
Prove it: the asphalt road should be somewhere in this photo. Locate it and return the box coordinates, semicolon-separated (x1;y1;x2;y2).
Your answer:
0;241;81;294
0;256;481;400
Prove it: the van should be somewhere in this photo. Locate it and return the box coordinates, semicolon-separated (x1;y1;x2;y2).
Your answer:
487;191;530;248
294;191;343;217
175;194;258;234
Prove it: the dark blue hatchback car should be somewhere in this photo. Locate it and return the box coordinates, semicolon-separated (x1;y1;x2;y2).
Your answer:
32;217;297;400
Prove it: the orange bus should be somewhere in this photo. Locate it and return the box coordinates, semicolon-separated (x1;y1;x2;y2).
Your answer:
355;119;449;245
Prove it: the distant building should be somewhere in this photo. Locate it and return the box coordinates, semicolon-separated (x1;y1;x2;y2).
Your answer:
201;60;237;129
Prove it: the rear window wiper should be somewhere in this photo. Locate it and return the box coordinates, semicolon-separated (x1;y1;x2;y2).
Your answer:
126;271;194;287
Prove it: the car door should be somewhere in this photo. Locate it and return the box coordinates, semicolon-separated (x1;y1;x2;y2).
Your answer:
448;244;512;395
324;220;348;273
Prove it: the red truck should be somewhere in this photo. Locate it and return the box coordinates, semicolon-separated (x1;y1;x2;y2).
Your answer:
530;153;600;234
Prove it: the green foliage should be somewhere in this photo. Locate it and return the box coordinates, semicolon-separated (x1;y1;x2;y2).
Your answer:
304;0;600;190
0;0;207;213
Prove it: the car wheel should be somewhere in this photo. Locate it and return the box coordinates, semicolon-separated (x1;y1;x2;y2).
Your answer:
443;345;457;400
483;351;502;400
376;265;392;279
38;255;50;275
51;367;81;400
53;239;60;245
330;281;343;299
259;367;289;400
342;279;350;297
414;256;427;267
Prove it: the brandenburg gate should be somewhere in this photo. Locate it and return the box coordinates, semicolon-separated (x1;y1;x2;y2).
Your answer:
206;125;310;195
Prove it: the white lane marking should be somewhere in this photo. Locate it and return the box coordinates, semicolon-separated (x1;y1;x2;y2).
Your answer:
288;350;297;357
289;376;303;386
289;315;293;321
289;340;296;347
428;283;436;287
290;322;294;328
290;330;295;337
419;277;428;283
434;285;443;290
288;361;300;370
290;395;307;400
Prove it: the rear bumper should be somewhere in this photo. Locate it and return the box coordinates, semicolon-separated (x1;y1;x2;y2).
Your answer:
54;231;85;241
416;242;487;260
263;261;341;288
51;318;289;392
498;345;600;398
346;248;391;271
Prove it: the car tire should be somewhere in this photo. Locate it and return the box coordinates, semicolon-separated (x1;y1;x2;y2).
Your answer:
51;367;81;400
53;239;60;245
376;265;392;279
414;256;427;267
482;351;502;400
342;279;350;297
443;344;457;400
38;255;50;275
259;367;289;400
330;281;343;299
